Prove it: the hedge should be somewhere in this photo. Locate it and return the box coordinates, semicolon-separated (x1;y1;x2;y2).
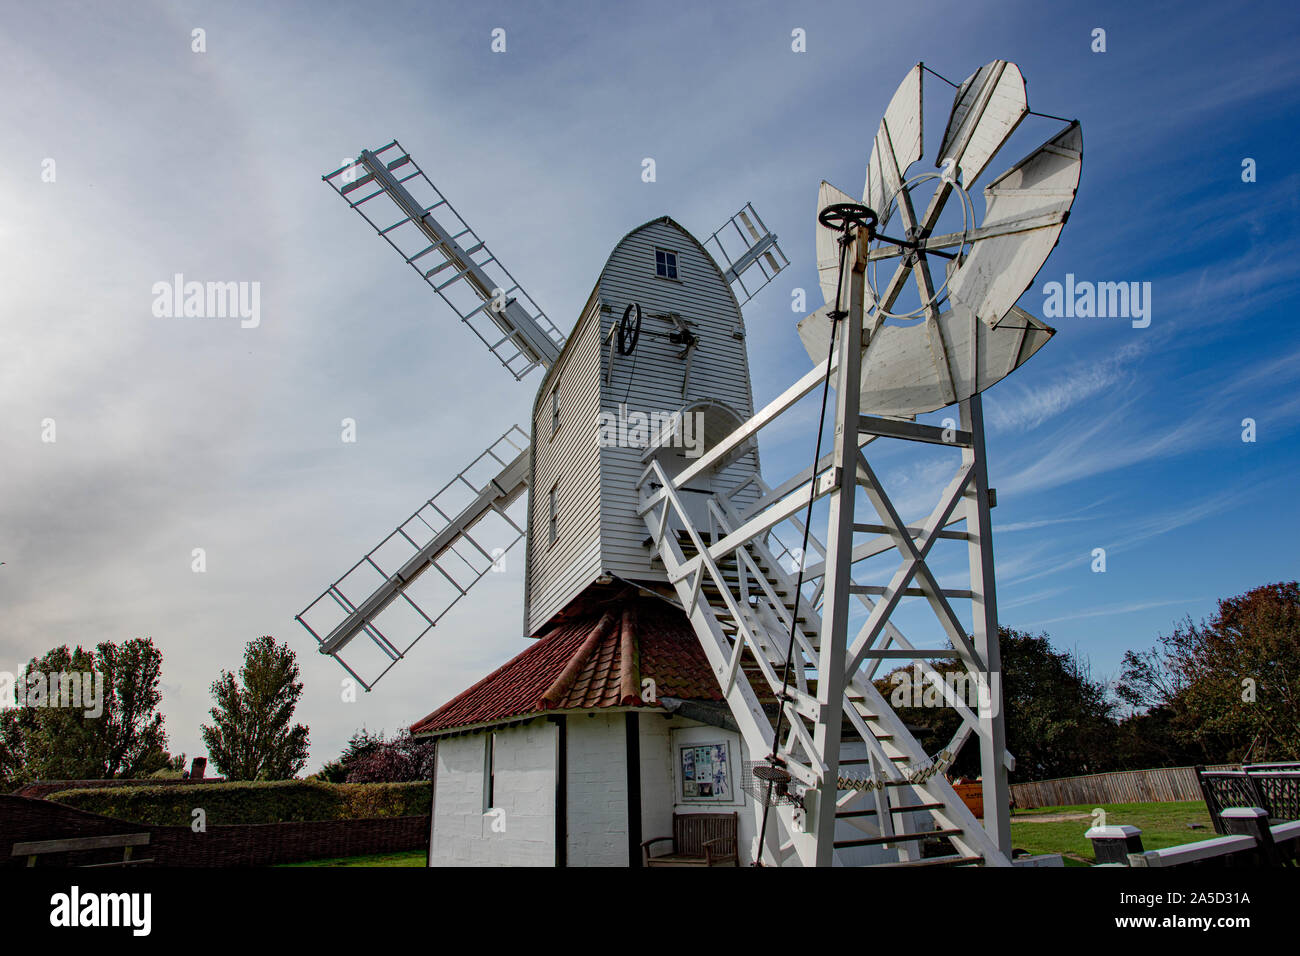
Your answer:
47;779;431;826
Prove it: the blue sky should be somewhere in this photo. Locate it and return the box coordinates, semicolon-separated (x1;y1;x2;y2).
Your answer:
2;0;1297;771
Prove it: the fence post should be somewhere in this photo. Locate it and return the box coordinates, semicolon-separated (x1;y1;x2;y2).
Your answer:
1220;807;1277;866
1086;824;1143;866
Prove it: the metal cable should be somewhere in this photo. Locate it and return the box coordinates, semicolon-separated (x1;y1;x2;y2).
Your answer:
1028;108;1075;124
921;63;959;88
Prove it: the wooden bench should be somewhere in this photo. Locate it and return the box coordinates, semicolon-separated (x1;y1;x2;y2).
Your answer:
12;832;152;868
642;812;739;867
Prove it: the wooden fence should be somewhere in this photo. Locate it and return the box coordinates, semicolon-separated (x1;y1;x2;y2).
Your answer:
1011;764;1239;810
0;794;428;867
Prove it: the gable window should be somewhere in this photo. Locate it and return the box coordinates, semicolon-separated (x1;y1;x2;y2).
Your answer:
655;248;679;280
548;482;559;545
550;387;560;436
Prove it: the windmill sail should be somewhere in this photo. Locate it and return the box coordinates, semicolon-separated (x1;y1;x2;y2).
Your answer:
296;427;530;690
324;141;565;380
945;122;1083;327
703;202;789;307
796;302;1055;418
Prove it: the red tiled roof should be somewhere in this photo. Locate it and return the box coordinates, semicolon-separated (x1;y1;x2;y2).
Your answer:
410;595;721;736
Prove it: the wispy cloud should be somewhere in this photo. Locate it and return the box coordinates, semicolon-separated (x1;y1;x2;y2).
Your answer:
999;585;1072;611
986;338;1150;433
996;480;1263;590
1020;598;1191;629
996;516;1094;534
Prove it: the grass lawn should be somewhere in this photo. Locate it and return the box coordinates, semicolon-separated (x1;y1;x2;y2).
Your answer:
277;850;426;867
272;803;1214;867
1010;800;1214;865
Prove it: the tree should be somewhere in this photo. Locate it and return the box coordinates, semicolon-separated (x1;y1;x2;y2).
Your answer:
201;636;310;780
1111;704;1208;769
1117;582;1300;762
1000;631;1118;779
343;730;435;783
0;639;175;787
876;628;1118;781
316;727;387;783
0;709;29;792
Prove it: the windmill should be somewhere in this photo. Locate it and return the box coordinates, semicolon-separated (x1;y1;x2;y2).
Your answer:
298;56;1080;868
295;140;788;691
635;59;1081;866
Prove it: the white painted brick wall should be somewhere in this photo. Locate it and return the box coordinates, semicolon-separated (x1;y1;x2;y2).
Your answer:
638;713;682;852
565;713;629;866
428;711;798;866
429;719;557;866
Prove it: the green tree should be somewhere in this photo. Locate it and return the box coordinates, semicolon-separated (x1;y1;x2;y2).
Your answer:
1112;704;1208;769
0;639;174;787
1117;582;1300;762
201;636;310;780
876;628;1118;781
315;727;387;783
0;709;29;792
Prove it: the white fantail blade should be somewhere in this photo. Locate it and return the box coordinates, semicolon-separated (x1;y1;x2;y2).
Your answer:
795;303;837;367
864;64;924;230
946;121;1083;327
795;303;1056;418
816;181;861;308
938;60;1028;188
800;63;1077;415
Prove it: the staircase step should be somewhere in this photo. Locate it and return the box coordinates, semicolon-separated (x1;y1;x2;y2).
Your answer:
876;854;983;868
831;754;915;769
833;827;962;849
835;802;945;819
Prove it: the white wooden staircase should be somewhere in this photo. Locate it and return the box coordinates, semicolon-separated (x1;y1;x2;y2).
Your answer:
638;458;1010;867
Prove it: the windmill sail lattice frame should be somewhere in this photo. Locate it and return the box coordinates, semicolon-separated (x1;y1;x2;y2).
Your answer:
324;141;566;380
296;427;530;690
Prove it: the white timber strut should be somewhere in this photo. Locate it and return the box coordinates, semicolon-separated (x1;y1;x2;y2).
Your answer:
809;224;867;866
962;394;1011;851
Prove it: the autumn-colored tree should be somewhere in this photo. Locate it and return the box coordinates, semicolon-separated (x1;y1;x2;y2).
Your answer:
342;729;436;783
1117;582;1300;762
200;636;310;780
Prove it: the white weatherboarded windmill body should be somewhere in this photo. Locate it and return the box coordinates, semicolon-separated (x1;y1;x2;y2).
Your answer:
297;59;1081;867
